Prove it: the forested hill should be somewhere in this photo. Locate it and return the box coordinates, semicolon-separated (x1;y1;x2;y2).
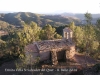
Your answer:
0;12;81;27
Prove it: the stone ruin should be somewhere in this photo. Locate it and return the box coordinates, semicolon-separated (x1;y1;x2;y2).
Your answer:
25;27;75;65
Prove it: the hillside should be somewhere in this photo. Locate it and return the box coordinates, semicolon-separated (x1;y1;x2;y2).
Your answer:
0;12;81;27
60;13;100;24
0;20;15;30
60;13;100;20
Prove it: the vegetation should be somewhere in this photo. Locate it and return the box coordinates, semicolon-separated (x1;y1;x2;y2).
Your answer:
0;21;62;64
39;24;62;40
0;12;81;27
0;12;100;73
68;13;100;59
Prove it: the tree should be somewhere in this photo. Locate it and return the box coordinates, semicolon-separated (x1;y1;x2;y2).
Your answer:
84;12;92;25
6;22;41;57
40;24;56;40
69;22;75;31
95;18;100;58
73;26;84;49
96;19;100;28
0;39;6;50
54;34;62;39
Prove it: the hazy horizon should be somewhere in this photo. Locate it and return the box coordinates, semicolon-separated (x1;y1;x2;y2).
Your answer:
0;11;100;14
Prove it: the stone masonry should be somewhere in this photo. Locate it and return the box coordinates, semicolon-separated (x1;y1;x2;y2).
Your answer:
25;27;75;65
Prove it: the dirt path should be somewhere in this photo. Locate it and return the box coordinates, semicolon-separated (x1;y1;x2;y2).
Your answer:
72;53;97;67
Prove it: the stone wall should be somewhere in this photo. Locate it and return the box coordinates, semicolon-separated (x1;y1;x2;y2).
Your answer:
51;45;75;65
39;51;50;61
66;45;75;59
25;39;75;65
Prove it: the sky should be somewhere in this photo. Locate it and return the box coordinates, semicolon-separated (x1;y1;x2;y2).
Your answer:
0;0;100;14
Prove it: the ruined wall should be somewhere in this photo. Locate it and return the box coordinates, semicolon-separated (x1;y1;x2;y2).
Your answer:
66;45;75;59
25;38;75;65
39;51;50;61
25;27;76;65
51;45;75;65
25;44;40;64
25;51;40;64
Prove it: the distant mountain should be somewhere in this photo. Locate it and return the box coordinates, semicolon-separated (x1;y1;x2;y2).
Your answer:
0;12;81;27
60;13;100;24
60;13;100;20
0;12;99;27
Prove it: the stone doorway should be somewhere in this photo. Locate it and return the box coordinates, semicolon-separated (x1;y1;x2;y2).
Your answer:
57;50;66;62
51;49;66;65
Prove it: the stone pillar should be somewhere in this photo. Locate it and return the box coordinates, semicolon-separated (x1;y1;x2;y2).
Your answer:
51;51;58;65
66;50;70;59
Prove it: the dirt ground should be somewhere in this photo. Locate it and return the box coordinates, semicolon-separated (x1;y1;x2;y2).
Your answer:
72;53;97;67
0;53;99;75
